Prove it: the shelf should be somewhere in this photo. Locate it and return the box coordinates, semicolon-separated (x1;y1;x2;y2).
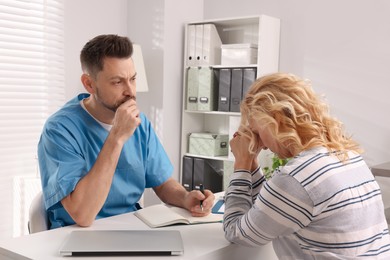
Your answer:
180;15;280;191
184;110;240;116
371;162;390;177
188;15;261;28
184;153;234;162
212;64;258;69
186;64;258;69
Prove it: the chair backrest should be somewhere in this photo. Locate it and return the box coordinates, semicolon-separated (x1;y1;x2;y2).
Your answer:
28;191;49;233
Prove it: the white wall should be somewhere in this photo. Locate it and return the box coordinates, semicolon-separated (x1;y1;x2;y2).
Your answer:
203;0;390;167
127;0;203;205
126;0;203;179
64;0;129;98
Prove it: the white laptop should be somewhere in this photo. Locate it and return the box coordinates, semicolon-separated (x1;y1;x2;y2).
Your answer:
59;230;184;256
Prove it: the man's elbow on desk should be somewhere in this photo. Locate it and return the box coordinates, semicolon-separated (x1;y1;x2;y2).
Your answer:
61;198;96;227
74;218;94;228
65;210;95;227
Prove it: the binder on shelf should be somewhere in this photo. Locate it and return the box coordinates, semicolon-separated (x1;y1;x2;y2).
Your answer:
187;23;222;66
195;24;203;65
193;157;223;193
197;67;217;111
186;67;199;111
201;23;222;65
230;68;243;112
182;156;194;191
186;25;196;66
218;68;231;112
242;68;257;99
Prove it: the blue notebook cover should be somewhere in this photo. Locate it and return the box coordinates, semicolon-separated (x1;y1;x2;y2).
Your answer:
212;199;225;214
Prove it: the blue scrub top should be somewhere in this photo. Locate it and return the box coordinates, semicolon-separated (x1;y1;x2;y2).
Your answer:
38;94;173;229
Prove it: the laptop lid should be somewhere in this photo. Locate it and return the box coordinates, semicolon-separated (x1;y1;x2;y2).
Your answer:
59;230;184;256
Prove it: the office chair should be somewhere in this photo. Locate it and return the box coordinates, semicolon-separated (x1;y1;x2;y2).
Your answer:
28;191;49;233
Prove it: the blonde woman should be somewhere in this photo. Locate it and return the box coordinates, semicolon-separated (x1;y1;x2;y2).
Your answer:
224;73;390;259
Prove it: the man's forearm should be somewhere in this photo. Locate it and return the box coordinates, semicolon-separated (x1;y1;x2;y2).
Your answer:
61;133;124;226
154;178;189;209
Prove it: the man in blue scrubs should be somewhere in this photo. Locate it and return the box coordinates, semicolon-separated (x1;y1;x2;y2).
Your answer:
38;34;214;229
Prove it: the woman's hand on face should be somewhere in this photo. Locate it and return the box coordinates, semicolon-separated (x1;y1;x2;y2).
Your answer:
230;132;255;170
250;133;265;170
252;133;265;156
230;130;265;171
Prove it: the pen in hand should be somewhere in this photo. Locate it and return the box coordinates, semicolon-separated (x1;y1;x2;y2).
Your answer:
199;184;205;211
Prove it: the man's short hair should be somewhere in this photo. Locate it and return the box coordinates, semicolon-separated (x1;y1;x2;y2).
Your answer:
80;34;133;77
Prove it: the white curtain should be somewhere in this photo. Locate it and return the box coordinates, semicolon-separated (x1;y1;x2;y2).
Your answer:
0;0;65;239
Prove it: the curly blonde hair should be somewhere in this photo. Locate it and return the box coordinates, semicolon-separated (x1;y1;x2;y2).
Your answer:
239;73;362;161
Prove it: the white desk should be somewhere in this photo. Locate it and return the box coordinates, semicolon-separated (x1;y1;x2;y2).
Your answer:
372;162;390;227
371;161;390;177
0;211;278;260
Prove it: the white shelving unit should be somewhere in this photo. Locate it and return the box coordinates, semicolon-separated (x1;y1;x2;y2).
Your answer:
180;15;280;189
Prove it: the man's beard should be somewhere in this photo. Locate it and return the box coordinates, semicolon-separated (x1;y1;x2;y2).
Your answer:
94;88;136;112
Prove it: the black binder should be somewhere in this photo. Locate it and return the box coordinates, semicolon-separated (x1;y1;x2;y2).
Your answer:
217;68;231;112
242;68;256;99
193;157;223;193
182;156;194;191
230;68;243;112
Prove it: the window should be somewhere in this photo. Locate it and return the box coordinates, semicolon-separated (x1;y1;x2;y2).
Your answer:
0;0;64;239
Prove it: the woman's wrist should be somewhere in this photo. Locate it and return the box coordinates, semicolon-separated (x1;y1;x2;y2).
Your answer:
234;157;256;171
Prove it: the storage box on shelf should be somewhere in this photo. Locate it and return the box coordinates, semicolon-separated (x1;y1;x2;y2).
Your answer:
221;43;258;66
189;133;229;157
180;15;280;192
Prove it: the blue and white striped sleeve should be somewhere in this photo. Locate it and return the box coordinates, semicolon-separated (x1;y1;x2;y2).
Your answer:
251;166;264;202
223;170;314;246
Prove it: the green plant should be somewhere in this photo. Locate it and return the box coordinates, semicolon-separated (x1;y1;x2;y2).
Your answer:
262;155;289;180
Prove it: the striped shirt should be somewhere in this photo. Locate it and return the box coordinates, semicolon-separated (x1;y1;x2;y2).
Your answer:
224;147;390;259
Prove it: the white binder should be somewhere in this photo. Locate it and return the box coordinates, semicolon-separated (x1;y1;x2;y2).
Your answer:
202;24;222;65
186;25;196;66
195;24;203;65
187;23;222;66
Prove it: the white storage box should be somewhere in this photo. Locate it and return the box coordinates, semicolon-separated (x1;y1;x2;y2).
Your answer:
189;133;229;156
221;43;258;65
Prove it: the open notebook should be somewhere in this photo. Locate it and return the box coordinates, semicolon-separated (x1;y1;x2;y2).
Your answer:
134;204;223;228
59;230;184;256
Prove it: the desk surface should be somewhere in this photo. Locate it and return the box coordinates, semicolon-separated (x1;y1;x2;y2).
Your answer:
371;161;390;177
0;210;278;260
